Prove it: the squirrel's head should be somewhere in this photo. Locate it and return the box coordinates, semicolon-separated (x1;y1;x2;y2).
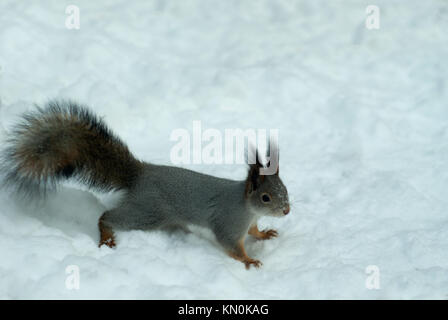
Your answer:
244;145;290;217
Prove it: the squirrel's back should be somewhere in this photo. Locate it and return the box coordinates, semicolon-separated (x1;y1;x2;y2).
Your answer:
0;100;142;197
131;164;247;225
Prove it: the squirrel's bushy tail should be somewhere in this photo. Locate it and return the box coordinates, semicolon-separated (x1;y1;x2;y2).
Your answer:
0;100;142;198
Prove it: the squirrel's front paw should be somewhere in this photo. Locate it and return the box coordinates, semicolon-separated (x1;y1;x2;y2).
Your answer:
260;229;278;240
244;259;263;270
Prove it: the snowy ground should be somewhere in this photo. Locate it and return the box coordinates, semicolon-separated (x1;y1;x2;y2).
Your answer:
0;0;447;299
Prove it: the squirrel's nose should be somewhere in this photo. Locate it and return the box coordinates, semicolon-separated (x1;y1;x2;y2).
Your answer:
283;206;290;215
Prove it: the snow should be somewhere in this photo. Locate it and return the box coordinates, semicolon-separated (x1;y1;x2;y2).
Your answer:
1;0;448;299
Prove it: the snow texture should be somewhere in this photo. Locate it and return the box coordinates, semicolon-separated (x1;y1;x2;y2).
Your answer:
0;0;447;299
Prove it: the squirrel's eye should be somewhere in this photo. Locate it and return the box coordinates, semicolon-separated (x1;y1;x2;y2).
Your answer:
261;193;271;203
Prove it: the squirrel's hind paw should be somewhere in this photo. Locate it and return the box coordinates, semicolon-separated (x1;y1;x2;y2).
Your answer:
98;212;116;248
99;237;116;248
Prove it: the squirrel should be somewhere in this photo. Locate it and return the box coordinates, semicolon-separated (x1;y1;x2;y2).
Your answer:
0;100;290;269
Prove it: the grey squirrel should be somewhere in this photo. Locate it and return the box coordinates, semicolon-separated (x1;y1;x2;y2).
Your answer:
0;100;290;269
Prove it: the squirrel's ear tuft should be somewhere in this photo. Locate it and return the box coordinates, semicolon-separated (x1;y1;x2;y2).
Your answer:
245;164;264;196
265;139;279;175
246;142;264;169
245;146;265;196
266;158;279;176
